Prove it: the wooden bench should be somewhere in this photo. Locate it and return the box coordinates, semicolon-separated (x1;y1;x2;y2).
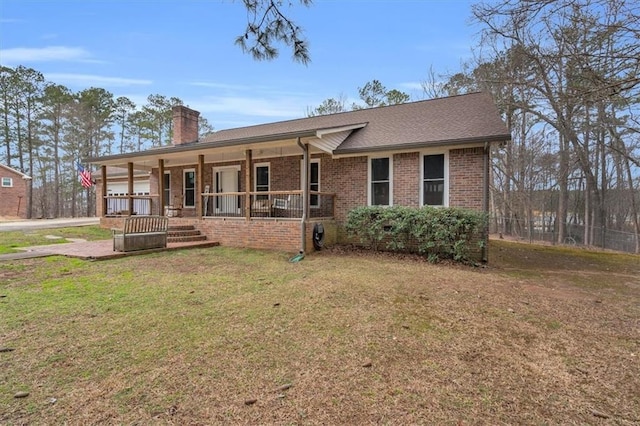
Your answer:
112;215;169;252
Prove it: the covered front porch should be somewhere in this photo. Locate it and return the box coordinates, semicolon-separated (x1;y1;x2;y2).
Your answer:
100;189;335;220
94;134;341;253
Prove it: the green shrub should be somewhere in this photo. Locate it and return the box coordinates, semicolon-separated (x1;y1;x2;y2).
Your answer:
345;206;487;263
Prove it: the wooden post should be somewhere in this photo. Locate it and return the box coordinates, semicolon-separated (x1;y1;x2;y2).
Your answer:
245;149;252;220
127;162;134;216
299;138;308;253
101;165;107;217
301;141;309;221
197;154;204;219
158;159;165;216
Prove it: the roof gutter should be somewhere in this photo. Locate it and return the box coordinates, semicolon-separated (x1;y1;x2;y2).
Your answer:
482;142;490;263
332;134;512;155
297;137;308;255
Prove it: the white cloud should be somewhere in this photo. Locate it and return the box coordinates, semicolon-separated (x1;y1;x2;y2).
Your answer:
398;81;424;91
45;73;153;88
189;81;252;91
0;46;100;64
190;95;306;119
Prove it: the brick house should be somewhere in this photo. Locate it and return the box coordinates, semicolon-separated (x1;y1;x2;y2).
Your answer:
90;92;510;260
0;164;31;219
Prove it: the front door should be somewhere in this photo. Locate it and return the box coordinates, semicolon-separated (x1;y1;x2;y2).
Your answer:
214;167;240;214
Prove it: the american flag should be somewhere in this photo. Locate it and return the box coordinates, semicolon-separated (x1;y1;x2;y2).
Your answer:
77;162;93;188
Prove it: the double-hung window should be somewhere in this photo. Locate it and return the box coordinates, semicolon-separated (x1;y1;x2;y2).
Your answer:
369;157;392;206
255;163;270;200
163;172;171;207
422;154;446;206
1;177;12;187
183;169;195;208
301;159;320;207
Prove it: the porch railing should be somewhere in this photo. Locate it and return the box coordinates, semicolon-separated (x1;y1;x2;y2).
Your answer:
201;190;335;219
104;195;154;216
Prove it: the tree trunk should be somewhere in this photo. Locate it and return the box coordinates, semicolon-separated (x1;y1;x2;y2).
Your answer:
557;133;569;243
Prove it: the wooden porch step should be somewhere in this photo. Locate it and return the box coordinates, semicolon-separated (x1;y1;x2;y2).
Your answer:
167;224;207;244
168;225;197;231
168;229;201;237
168;234;208;243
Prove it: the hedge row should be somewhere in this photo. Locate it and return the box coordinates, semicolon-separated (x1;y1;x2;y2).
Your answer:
345;206;487;263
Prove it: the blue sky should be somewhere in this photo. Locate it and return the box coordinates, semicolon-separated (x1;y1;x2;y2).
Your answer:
1;0;479;130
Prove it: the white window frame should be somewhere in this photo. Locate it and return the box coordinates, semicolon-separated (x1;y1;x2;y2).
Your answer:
254;162;270;193
183;168;196;208
300;159;320;208
368;156;393;206
1;177;13;187
420;151;449;207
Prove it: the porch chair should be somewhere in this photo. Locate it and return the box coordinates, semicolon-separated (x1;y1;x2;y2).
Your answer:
251;197;273;217
165;195;183;217
273;194;303;218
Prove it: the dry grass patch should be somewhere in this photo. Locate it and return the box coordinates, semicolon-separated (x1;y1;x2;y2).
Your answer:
1;241;638;424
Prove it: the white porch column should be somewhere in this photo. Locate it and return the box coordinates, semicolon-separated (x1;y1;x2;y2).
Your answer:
101;165;107;217
245;149;252;220
127;162;134;216
158;159;165;216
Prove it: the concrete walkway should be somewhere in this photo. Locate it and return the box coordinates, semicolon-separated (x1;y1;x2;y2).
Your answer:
0;217;220;261
0;239;219;262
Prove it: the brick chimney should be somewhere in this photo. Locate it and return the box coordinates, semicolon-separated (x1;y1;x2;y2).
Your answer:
172;105;200;145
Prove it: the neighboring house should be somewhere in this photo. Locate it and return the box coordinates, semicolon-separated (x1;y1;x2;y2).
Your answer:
90;92;511;260
0;164;31;219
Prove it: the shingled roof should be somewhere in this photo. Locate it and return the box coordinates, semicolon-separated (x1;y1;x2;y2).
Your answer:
89;92;510;166
200;91;510;154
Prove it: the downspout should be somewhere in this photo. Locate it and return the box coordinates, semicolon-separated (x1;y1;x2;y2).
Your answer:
482;142;490;263
297;137;308;254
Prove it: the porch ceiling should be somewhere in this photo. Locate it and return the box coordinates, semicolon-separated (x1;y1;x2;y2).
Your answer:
92;136;320;170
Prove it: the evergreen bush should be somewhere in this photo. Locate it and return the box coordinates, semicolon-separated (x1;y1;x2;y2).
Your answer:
345;206;487;263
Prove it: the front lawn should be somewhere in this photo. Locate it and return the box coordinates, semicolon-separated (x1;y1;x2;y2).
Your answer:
0;225;112;254
1;241;638;424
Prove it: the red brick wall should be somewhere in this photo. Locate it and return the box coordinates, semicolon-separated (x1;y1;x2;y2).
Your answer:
263;156;298;191
394;152;420;208
449;147;485;210
197;218;301;251
305;219;337;250
96;183;104;217
320;155;368;223
100;216;125;229
99;148;486;255
172;106;200;145
149;172;159;197
105;149;486;219
101;216;338;253
0;171;28;219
